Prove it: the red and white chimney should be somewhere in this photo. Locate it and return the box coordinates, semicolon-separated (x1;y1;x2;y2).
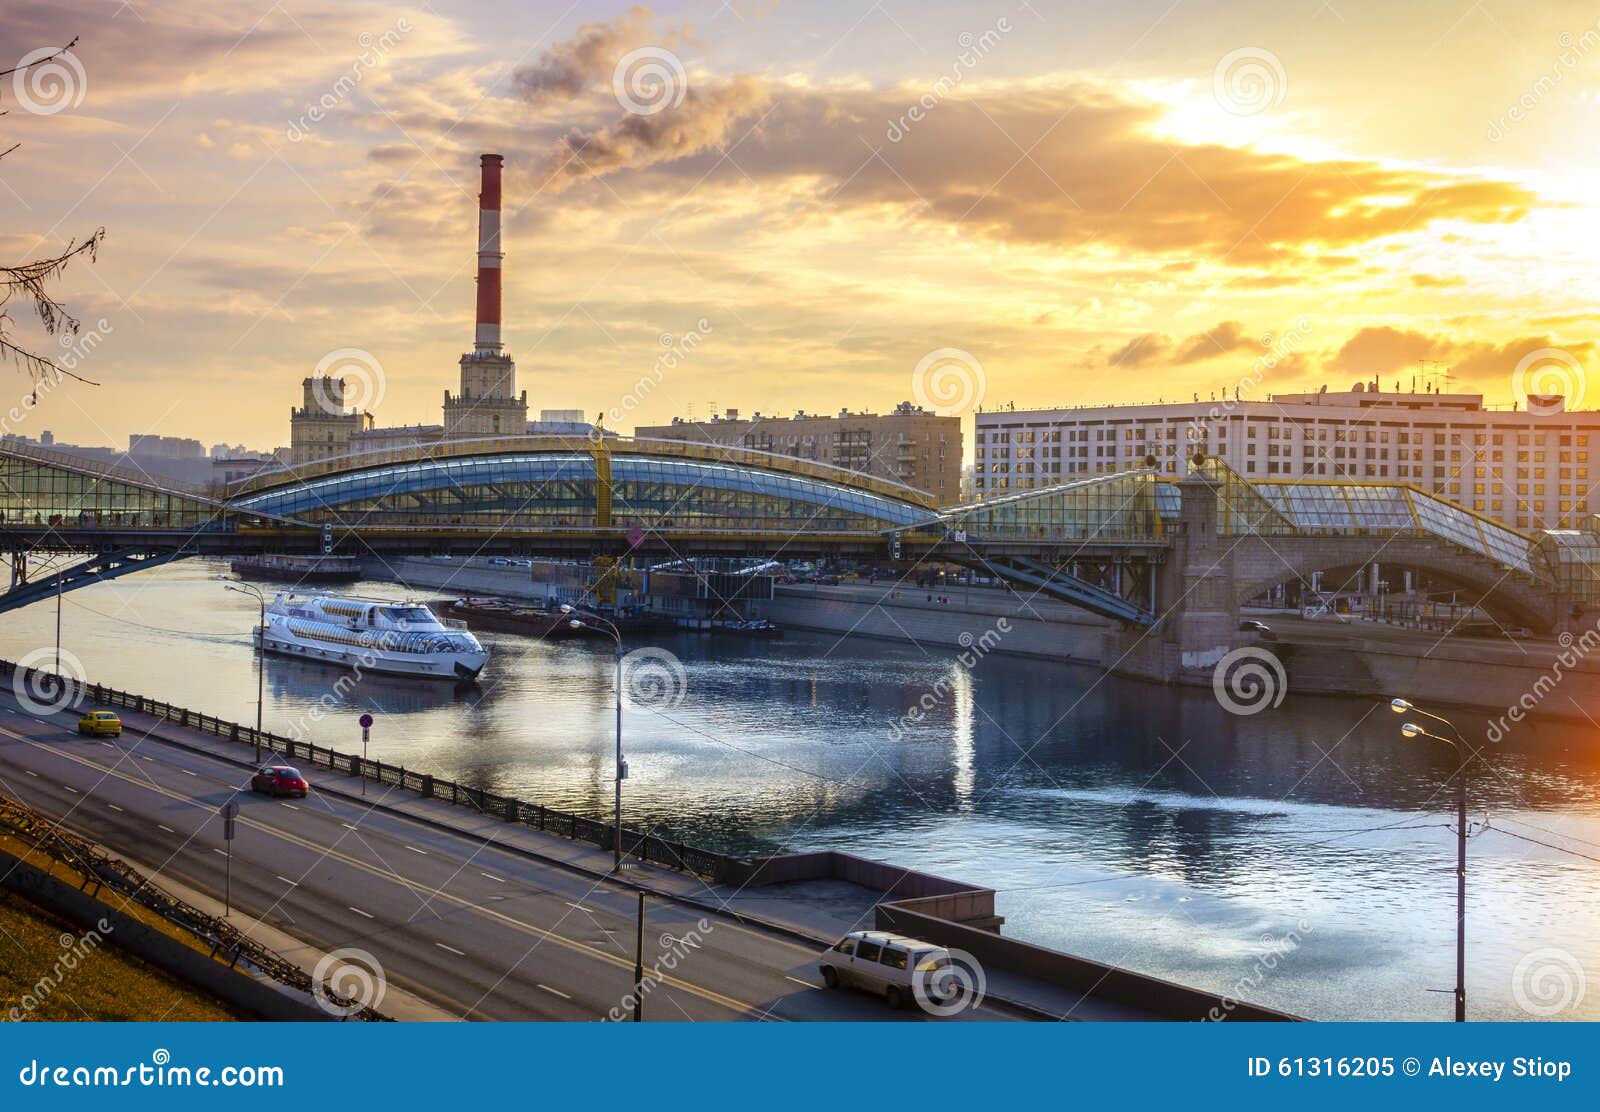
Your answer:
474;153;504;354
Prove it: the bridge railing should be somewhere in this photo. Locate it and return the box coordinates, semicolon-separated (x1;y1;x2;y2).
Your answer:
0;660;742;885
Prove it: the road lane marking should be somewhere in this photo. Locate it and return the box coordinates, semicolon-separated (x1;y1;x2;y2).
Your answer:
341;823;359;831
565;902;591;912
276;876;299;887
62;786;77;793
786;976;818;989
538;984;571;999
180;770;196;777
348;906;375;919
480;872;505;883
435;942;465;956
0;728;762;1017
212;848;229;857
107;804;123;812
405;845;428;855
280;802;299;811
157;824;175;833
23;770;35;777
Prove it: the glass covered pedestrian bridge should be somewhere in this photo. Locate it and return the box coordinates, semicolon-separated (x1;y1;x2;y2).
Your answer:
1193;459;1542;576
0;438;254;531
917;459;1598;595
228;437;940;535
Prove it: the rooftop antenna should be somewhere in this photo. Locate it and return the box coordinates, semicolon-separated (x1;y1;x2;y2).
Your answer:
1419;359;1453;394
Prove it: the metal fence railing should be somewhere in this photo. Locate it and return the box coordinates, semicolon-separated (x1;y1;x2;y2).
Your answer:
0;793;388;1020
0;658;739;885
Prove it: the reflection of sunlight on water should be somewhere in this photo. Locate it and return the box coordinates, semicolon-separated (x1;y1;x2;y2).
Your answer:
952;663;975;804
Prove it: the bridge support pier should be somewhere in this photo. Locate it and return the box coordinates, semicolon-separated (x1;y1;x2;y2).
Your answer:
1112;471;1246;685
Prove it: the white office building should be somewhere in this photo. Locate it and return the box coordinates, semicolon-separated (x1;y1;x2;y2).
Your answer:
974;385;1599;530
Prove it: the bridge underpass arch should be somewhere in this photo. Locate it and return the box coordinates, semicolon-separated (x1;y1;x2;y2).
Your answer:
1229;536;1559;632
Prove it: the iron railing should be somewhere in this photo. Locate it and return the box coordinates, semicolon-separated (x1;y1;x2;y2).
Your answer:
0;659;740;885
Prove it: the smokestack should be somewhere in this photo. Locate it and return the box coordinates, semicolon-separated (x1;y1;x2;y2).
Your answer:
474;153;504;355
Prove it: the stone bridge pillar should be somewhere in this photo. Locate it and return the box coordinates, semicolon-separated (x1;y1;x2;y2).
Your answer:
1152;471;1242;681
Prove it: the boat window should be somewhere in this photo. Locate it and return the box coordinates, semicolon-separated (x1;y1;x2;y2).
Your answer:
382;606;436;626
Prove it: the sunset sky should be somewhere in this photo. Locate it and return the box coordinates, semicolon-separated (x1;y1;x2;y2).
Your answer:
3;0;1598;452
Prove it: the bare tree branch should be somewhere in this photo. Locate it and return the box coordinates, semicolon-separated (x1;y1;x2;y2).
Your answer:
0;37;79;82
0;35;104;388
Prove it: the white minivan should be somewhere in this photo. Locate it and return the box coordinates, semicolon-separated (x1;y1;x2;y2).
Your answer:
818;930;955;1010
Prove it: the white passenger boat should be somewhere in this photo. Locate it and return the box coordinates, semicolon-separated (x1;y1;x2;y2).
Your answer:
253;593;489;681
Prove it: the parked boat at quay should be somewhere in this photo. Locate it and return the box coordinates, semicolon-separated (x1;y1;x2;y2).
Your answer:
440;597;612;640
230;554;361;583
255;593;489;681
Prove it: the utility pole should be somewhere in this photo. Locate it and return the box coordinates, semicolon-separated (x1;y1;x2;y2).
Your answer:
1453;738;1467;1024
1392;698;1469;1021
360;713;373;796
221;801;238;918
634;891;645;1022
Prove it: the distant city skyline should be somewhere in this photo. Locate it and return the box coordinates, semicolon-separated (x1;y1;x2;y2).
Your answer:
3;1;1598;451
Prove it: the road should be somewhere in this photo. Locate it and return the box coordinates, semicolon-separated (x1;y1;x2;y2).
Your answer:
0;690;1015;1022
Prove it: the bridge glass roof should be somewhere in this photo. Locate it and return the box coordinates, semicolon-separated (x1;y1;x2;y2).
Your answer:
231;452;935;533
0;451;230;531
1251;480;1540;576
1535;530;1600;602
929;471;1163;541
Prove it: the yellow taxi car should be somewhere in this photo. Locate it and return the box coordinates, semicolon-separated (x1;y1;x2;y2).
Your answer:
77;710;123;738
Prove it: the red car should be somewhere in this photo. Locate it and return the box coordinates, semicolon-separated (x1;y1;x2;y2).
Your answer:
250;765;309;798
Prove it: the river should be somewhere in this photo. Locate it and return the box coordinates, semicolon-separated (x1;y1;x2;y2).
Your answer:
1;557;1596;1021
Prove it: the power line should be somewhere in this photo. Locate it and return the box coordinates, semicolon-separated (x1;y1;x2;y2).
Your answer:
1491;814;1600;853
1484;822;1600;865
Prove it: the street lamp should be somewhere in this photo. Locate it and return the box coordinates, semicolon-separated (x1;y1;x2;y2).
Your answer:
224;581;267;763
562;605;625;870
1391;696;1469;1023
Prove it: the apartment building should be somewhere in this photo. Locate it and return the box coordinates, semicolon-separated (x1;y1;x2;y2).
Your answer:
636;402;962;504
975;385;1598;530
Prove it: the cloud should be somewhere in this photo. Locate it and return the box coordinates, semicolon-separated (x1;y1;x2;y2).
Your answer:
521;78;1534;265
1328;327;1448;376
0;1;444;105
1109;332;1170;367
1108;321;1252;368
1326;328;1597;392
1175;320;1250;363
512;5;661;101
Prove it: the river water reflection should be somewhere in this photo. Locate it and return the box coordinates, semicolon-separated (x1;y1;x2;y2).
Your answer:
2;559;1596;1021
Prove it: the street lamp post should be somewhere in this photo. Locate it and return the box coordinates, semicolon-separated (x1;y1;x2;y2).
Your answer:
1391;696;1468;1023
563;605;624;870
224;581;267;763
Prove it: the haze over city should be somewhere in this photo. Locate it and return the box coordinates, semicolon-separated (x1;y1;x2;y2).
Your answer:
3;0;1598;452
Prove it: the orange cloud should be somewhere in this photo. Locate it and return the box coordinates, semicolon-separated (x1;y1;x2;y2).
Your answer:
517;79;1535;266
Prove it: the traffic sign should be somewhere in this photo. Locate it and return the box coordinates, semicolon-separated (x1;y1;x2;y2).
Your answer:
359;713;374;729
222;800;238;841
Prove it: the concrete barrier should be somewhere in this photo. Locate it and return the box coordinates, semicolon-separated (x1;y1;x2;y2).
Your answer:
0;847;333;1021
725;850;1004;930
876;894;1297;1022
